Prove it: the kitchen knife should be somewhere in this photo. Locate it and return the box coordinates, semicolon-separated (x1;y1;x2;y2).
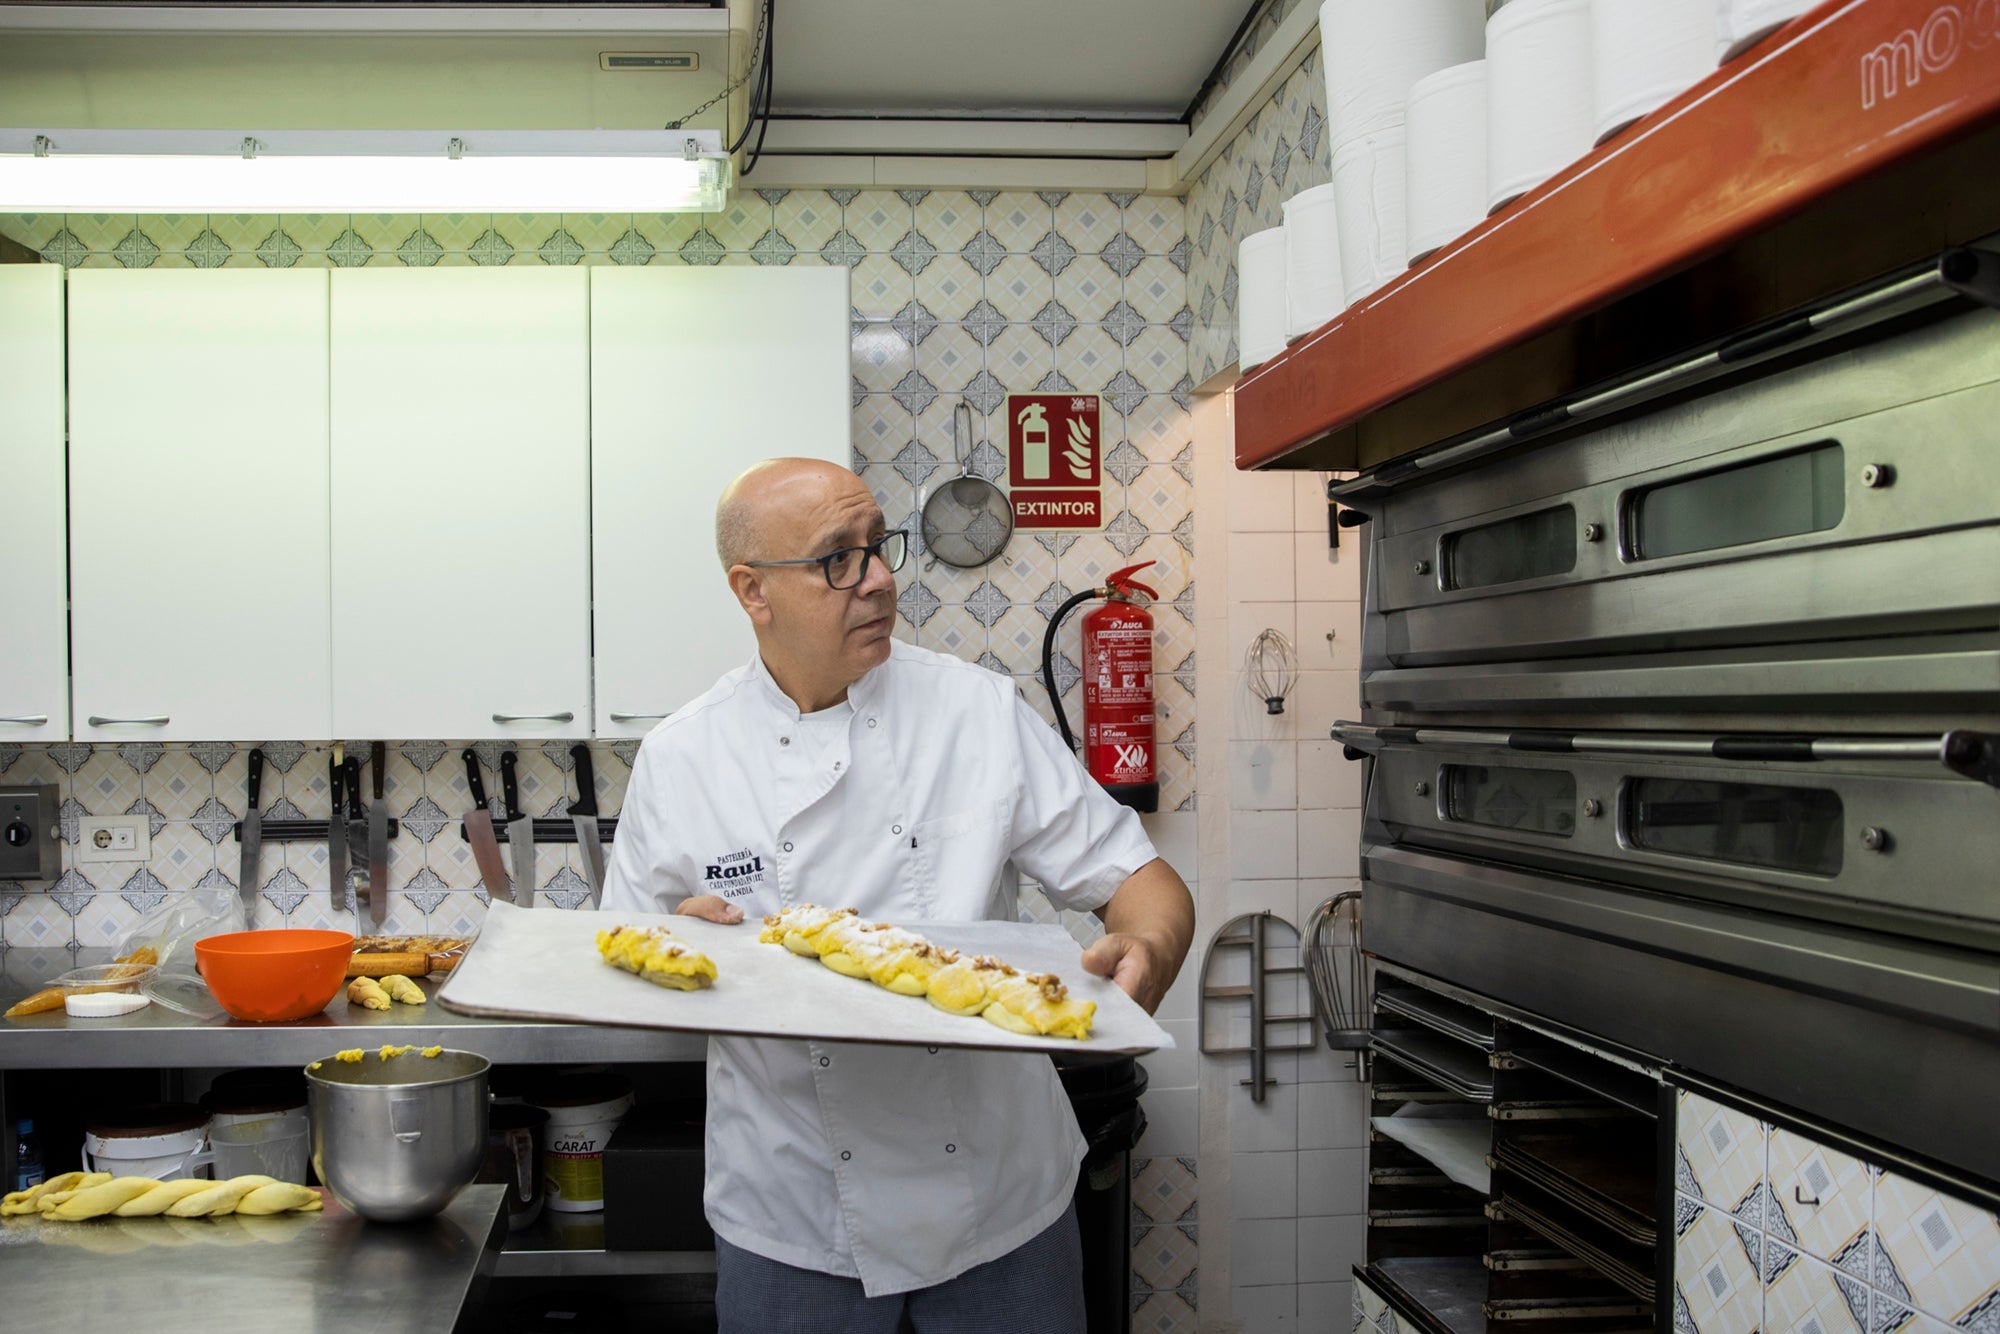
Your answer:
569;743;606;907
326;745;348;917
238;747;266;920
501;750;535;907
343;755;363;916
368;741;389;928
463;749;512;905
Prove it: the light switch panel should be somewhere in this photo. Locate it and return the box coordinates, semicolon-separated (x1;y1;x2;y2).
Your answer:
0;785;60;885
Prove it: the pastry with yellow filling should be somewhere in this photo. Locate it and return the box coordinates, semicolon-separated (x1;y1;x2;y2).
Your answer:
925;953;1015;1017
597;924;718;991
981;969;1096;1040
759;906;1094;1039
757;904;857;958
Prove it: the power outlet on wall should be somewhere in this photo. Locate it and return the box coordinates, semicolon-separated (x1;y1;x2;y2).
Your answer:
77;815;150;864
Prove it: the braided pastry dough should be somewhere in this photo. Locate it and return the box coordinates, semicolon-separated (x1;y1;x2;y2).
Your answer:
597;924;718;991
759;905;1096;1040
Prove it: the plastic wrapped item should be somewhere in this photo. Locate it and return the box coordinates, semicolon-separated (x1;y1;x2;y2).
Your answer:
117;882;247;974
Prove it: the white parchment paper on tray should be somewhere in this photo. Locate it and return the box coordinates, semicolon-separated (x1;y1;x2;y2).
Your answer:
437;900;1173;1056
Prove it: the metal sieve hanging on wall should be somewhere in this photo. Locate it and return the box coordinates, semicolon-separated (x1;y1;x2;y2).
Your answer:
920;402;1014;569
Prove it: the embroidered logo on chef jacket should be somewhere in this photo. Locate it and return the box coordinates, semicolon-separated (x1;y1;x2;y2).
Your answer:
704;847;769;898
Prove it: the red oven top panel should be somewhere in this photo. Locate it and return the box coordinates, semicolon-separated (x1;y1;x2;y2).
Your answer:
1234;0;2000;470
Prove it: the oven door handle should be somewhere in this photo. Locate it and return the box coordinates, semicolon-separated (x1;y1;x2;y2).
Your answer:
1331;722;1999;788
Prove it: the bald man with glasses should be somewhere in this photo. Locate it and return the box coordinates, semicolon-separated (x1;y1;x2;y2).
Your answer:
602;458;1195;1333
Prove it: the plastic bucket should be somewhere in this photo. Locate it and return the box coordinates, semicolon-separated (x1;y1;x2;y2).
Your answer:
83;1103;212;1180
209;1112;310;1184
204;1067;310;1183
533;1075;634;1214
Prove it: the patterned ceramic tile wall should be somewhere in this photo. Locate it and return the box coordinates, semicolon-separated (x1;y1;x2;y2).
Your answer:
1186;46;1332;386
1133;1155;1202;1330
0;187;1199;951
1673;1089;2000;1334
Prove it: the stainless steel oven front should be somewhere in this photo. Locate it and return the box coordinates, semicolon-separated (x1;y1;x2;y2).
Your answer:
1357;307;2000;736
1336;300;2000;1187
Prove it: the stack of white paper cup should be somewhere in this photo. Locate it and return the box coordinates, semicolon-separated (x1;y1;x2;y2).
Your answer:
1318;0;1485;300
1486;0;1596;212
1404;60;1488;264
1319;0;1489;145
1237;227;1290;370
1332;128;1410;304
1716;0;1816;61
1590;0;1717;141
1281;184;1344;338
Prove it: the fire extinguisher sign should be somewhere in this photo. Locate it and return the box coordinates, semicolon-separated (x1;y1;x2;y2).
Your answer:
1006;393;1104;530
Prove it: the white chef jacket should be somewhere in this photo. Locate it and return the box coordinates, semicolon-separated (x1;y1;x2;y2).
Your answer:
601;640;1157;1296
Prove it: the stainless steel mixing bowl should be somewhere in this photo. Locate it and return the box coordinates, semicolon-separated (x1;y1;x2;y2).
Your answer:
306;1049;489;1222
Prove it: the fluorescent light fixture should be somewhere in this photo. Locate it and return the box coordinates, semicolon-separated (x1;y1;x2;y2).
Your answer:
0;129;733;213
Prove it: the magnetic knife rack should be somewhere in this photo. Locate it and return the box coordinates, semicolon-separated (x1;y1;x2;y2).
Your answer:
1198;910;1320;1103
232;818;401;843
456;816;617;844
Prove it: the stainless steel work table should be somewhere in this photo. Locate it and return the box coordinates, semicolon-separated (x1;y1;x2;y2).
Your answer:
0;1184;508;1333
0;954;708;1068
0;956;718;1281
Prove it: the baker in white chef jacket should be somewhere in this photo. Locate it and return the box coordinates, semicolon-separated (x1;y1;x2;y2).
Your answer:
601;457;1195;1332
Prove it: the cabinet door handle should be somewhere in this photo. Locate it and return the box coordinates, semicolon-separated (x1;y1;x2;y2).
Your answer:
87;715;169;727
609;712;670;723
491;711;576;724
0;715;50;726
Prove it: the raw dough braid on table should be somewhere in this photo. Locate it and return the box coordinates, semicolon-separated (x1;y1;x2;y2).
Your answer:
2;1170;108;1215
165;1175;279;1218
46;1177;163;1221
114;1178;215;1216
759;904;1098;1040
380;974;426;1005
236;1182;323;1215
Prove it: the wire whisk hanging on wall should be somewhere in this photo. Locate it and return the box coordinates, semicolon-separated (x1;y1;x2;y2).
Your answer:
1245;628;1298;714
1304;890;1370;1068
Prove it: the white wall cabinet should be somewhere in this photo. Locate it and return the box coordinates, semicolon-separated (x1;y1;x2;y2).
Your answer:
330;268;591;740
67;269;332;741
0;265;69;743
590;266;852;735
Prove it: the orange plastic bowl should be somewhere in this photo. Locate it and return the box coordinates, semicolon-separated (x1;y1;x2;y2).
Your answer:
195;929;355;1022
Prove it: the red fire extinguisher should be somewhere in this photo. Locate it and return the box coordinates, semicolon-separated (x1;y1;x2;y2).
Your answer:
1041;562;1159;813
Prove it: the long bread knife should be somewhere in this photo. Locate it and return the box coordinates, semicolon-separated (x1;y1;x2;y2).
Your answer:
462;749;512;904
501;750;534;907
367;741;389;927
343;756;363;916
569;743;606;907
239;747;265;920
326;745;348;917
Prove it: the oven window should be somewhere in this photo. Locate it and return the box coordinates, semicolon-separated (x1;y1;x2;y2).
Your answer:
1441;504;1577;590
1628;442;1845;559
1626;778;1843;875
1443;764;1577;837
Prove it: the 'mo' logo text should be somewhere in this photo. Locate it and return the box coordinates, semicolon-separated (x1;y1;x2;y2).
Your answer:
1861;1;1999;108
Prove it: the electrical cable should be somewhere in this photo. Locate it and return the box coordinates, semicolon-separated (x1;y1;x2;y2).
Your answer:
729;0;775;164
741;0;777;176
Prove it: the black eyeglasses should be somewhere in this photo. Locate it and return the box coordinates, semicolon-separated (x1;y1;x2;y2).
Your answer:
744;529;910;590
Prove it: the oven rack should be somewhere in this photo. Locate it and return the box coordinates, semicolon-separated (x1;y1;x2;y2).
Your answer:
1361;967;1667;1334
